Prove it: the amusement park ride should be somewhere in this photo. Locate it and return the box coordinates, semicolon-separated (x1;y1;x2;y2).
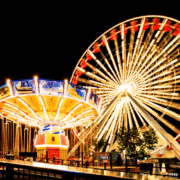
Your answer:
0;15;180;161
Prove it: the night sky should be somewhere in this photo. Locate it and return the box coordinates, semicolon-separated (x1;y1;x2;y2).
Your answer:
1;4;179;86
0;4;179;143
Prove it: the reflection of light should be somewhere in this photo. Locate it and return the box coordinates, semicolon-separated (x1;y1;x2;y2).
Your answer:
32;162;68;171
35;145;68;148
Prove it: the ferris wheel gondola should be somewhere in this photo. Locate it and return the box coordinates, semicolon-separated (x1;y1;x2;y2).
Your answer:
69;15;180;159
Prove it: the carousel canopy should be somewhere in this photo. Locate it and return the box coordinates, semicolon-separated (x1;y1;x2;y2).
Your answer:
0;77;101;128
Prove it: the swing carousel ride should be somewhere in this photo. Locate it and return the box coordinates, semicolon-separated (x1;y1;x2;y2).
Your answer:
0;78;100;127
0;77;101;157
69;15;180;159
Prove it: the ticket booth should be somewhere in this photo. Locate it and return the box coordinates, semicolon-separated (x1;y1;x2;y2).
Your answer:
34;125;69;163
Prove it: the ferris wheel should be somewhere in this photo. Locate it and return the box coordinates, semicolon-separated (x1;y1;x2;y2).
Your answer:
69;15;180;159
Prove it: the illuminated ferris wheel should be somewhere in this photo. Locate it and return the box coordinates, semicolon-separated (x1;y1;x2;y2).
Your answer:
69;15;180;159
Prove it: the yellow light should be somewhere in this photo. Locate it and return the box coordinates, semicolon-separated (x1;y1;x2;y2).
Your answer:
39;96;49;121
7;79;13;96
18;97;43;121
34;76;39;95
64;79;68;97
119;84;128;92
54;98;64;121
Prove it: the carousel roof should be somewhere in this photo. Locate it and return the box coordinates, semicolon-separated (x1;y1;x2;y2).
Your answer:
0;77;101;128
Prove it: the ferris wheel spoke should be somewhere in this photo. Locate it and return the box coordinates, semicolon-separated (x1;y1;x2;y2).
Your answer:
121;24;127;81
76;67;114;86
128;102;140;129
140;44;180;80
87;50;119;84
126;102;133;129
141;62;179;84
126;31;135;79
137;96;180;122
131;27;154;78
143;94;180;108
98;93;115;101
139;101;180;134
137;90;179;100
127;19;146;79
117;106;123;133
132;31;179;80
84;61;117;85
114;37;123;78
133;104;147;127
136;92;177;104
95;106;116;141
155;30;174;52
106;111;121;151
93;94;122;139
101;96;116;107
138;76;180;88
100;95;112;102
138;82;180;92
78;78;112;89
150;19;168;48
123;106;128;130
102;35;121;83
95;89;115;95
105;109;120;152
97;36;120;83
104;103;120;141
142;18;167;55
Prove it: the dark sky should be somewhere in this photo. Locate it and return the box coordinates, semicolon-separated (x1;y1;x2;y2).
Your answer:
1;4;179;86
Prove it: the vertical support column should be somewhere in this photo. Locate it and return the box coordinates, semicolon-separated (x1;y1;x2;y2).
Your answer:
4;118;8;154
24;127;26;152
9;121;12;153
26;126;29;152
1;118;7;156
5;120;9;153
12;121;14;154
33;127;37;152
14;123;20;158
19;125;23;152
29;126;31;152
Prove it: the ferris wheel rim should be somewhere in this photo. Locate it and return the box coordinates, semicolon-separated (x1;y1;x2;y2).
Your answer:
70;15;180;83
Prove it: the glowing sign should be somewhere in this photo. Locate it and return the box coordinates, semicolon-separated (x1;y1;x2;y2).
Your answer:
39;79;63;96
12;79;35;95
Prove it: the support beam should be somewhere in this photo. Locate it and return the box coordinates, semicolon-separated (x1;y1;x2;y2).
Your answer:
126;92;180;160
67;91;123;159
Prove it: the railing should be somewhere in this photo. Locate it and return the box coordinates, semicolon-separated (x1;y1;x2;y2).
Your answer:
0;154;179;178
0;160;144;180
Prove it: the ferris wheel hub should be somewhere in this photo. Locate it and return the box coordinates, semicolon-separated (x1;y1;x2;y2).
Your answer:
118;82;137;95
119;84;130;92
